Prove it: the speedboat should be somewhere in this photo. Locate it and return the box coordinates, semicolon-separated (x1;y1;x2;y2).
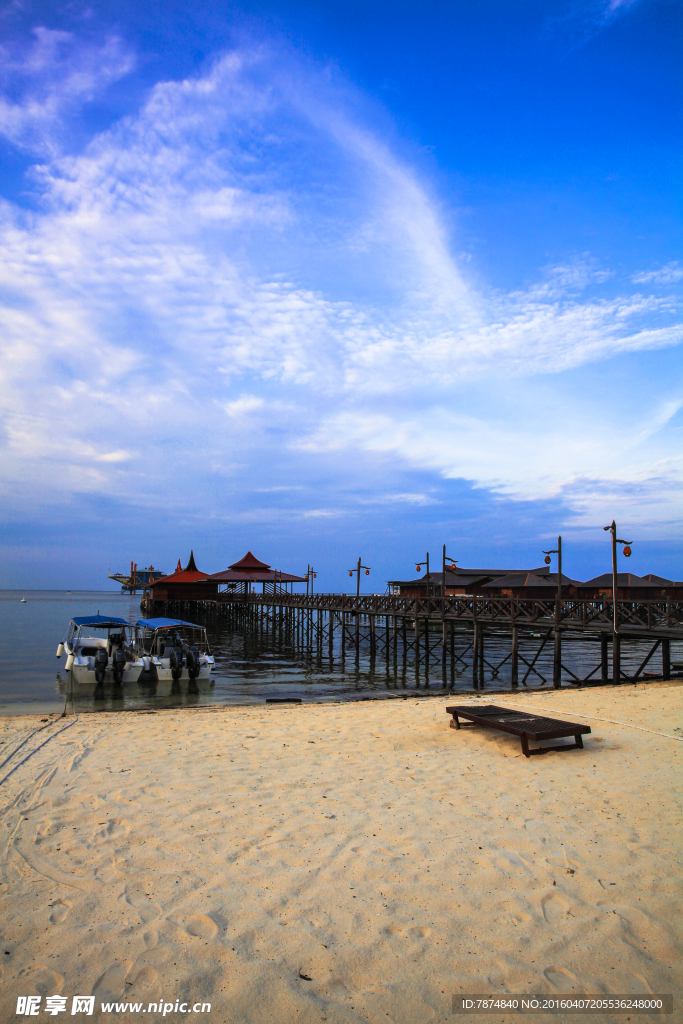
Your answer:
136;618;215;683
57;615;144;686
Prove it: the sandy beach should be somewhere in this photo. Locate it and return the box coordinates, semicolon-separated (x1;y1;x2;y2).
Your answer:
0;683;681;1022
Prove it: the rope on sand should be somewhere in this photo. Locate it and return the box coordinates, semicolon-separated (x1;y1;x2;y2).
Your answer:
0;716;79;787
0;675;79;787
492;699;683;743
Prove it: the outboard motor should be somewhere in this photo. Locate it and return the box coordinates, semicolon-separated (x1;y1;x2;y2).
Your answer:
186;646;201;680
94;647;108;684
112;647;126;685
169;647;184;680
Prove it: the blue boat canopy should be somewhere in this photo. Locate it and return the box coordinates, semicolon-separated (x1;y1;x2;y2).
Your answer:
72;615;130;627
136;618;201;629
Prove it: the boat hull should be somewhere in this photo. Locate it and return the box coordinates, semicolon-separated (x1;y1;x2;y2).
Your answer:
71;661;144;686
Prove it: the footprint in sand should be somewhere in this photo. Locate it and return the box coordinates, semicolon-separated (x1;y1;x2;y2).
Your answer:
100;819;131;839
384;925;407;937
49;899;72;924
123;888;162;924
17;967;65;997
175;915;219;939
410;926;431;937
143;930;159;949
125;967;161;1001
93;963;129;1001
544;967;579;991
541;892;571;925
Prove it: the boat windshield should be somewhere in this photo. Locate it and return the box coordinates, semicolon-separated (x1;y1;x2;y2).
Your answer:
67;617;134;646
136;621;209;655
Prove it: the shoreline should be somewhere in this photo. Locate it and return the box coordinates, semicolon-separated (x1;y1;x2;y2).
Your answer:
1;675;681;720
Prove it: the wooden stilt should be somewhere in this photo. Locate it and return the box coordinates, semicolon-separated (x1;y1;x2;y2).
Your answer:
553;627;562;689
511;626;519;687
472;621;479;688
662;638;671;680
601;634;609;682
612;632;620;685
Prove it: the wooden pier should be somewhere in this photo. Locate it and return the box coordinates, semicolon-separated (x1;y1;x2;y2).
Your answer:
142;591;683;687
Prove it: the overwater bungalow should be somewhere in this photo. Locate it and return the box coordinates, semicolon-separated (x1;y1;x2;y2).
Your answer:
143;551;218;603
206;551;306;596
388;565;552;598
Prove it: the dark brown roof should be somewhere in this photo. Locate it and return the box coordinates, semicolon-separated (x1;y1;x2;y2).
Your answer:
578;573;660;588
387;565;551;587
483;572;556;590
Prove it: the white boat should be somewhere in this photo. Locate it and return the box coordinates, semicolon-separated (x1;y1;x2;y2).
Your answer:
57;615;144;686
136;618;214;684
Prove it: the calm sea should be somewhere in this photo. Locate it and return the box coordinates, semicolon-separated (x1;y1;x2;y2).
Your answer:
0;590;679;714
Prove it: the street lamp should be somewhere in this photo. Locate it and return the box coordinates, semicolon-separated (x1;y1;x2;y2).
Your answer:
442;544;458;597
542;536;563;689
306;564;318;597
348;557;370;600
542;536;562;604
603;521;632;635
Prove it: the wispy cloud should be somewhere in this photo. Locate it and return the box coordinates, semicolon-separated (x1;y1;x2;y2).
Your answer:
0;39;681;537
0;27;134;156
633;262;683;285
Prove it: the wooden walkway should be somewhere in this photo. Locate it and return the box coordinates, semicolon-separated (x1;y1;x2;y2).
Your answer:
143;592;683;688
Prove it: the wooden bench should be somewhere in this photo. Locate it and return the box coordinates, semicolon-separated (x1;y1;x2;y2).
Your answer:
446;704;591;758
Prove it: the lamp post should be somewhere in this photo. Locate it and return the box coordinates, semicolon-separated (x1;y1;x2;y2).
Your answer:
348;557;370;601
542;536;563;688
348;557;370;654
603;520;632;685
441;544;458;597
306;565;318;597
415;553;431;598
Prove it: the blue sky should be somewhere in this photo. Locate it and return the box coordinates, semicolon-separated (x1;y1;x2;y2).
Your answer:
0;0;681;589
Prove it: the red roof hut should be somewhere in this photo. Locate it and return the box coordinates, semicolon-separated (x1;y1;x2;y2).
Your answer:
207;551;306;594
144;551;218;602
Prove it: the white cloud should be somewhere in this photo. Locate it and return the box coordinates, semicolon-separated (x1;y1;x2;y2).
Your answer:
0;40;681;536
223;395;266;417
632;262;683;285
0;28;134;156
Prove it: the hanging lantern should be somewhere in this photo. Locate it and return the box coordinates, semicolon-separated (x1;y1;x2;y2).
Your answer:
349;571;353;577
544;555;551;565
623;546;632;557
313;573;317;578
365;569;370;575
416;565;421;572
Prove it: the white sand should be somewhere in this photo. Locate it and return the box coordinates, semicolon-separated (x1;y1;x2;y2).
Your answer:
0;683;681;1023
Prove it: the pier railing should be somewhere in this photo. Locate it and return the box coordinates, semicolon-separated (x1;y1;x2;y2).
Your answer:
209;592;683;637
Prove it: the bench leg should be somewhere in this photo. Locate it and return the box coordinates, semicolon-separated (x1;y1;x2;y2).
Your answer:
521;734;530;758
526;735;586;755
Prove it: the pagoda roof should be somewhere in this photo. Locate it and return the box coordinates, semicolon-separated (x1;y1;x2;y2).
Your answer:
145;551;208;586
228;551;272;572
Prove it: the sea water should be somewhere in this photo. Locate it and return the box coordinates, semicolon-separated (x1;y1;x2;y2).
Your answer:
0;590;679;714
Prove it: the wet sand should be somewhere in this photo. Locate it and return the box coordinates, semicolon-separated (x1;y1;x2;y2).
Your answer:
0;682;681;1022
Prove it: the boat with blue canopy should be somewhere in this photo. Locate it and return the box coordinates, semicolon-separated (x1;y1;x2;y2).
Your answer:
136;618;214;684
57;615;144;686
